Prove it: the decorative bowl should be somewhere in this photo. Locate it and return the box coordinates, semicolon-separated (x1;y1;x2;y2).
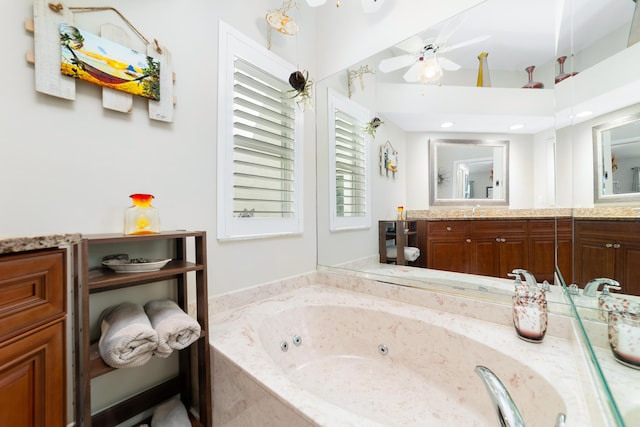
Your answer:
102;258;172;273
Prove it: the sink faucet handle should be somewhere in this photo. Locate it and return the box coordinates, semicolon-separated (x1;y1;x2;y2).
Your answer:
601;283;622;296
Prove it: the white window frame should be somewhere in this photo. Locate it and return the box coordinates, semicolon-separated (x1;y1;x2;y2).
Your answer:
217;21;303;240
327;89;371;231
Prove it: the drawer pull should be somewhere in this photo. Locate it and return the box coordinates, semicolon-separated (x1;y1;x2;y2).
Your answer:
466;238;471;243
496;237;501;242
613;243;621;249
501;238;506;243
605;243;613;248
446;226;452;231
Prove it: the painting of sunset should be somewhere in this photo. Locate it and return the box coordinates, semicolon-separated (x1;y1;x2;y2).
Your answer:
59;24;160;100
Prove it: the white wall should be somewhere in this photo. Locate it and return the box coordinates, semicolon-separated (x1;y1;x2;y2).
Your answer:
2;0;322;296
405;132;535;209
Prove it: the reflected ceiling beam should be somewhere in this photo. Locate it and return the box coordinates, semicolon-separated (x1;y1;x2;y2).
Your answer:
376;83;555;134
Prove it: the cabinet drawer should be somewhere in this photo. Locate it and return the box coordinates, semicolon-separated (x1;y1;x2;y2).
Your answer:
0;249;65;341
427;221;469;236
471;220;528;235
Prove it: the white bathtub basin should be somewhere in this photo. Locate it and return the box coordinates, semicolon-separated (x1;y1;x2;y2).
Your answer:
212;281;607;426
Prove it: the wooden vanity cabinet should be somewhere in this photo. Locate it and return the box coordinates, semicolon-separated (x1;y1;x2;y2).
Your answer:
574;220;640;296
422;218;570;281
0;248;68;427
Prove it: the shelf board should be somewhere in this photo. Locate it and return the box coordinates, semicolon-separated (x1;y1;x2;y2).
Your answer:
88;260;203;292
83;230;205;244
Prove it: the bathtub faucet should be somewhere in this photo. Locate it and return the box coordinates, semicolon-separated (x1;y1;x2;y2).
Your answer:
475;366;566;427
475;366;525;427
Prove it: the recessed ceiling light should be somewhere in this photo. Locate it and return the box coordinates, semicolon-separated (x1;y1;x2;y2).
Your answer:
441;121;453;128
575;110;593;118
510;124;524;130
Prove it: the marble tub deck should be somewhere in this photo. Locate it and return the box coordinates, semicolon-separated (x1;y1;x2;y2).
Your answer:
211;272;612;427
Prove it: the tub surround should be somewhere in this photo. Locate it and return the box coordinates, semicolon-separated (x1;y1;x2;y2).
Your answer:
211;271;614;426
0;233;82;254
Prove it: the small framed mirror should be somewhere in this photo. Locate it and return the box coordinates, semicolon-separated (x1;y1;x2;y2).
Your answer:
593;109;640;205
429;138;509;207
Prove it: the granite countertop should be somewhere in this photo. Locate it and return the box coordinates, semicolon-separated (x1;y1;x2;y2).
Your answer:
408;208;572;220
0;234;82;254
407;207;639;221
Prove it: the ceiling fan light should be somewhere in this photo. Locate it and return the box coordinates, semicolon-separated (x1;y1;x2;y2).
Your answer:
361;0;385;13
305;0;327;6
419;57;442;84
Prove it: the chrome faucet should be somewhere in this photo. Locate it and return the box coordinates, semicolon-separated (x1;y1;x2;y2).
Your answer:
583;278;621;297
510;269;538;289
475;366;525;427
471;205;481;217
476;366;566;427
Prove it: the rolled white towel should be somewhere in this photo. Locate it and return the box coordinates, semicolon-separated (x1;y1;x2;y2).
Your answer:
144;300;201;358
98;302;159;368
151;398;190;427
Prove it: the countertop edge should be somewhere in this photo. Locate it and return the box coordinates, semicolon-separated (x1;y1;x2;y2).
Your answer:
0;233;82;254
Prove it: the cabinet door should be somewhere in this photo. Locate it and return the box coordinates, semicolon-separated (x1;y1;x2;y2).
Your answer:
574;237;615;286
0;321;65;427
469;237;499;277
615;241;640;296
428;238;469;273
499;236;528;279
528;234;556;283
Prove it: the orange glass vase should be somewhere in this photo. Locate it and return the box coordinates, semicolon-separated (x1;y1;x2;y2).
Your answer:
124;193;160;235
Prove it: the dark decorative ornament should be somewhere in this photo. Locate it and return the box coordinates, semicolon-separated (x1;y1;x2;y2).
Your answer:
365;117;384;137
288;70;313;108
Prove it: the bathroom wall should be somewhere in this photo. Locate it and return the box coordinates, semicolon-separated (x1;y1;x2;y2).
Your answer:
405;131;537;209
2;0;482;295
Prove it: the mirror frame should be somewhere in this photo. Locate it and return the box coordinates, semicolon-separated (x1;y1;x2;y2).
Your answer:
592;109;640;205
429;138;510;207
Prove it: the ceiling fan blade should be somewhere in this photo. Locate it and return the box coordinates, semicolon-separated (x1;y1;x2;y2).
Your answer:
378;54;416;73
402;61;422;82
434;15;465;46
438;56;461;71
394;35;427;53
439;35;491;53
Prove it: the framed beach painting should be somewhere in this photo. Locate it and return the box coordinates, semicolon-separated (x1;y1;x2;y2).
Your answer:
59;24;160;100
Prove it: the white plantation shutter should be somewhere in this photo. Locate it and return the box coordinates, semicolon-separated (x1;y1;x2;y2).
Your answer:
328;89;371;231
334;109;367;217
232;59;296;219
218;22;303;240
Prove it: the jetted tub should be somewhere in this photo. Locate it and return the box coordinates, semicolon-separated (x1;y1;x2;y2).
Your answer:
212;280;605;426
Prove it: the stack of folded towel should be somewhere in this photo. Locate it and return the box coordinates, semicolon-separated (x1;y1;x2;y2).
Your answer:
386;245;420;262
144;300;201;358
98;300;201;368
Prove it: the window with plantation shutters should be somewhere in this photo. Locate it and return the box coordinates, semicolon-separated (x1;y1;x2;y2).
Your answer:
218;21;303;240
328;89;371;231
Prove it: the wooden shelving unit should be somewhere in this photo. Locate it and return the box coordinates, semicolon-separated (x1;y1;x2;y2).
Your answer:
75;231;211;427
378;220;419;265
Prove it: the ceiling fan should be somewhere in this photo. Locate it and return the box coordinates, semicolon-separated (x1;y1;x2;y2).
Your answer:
378;30;490;83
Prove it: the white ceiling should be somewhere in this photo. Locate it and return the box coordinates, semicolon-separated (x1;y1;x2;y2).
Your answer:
371;0;635;134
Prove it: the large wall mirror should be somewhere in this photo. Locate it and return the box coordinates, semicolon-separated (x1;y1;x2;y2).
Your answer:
316;1;639;423
429;138;509;206
593;109;640;204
